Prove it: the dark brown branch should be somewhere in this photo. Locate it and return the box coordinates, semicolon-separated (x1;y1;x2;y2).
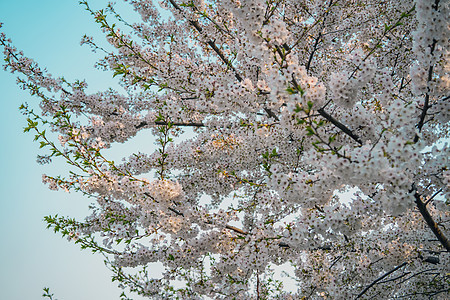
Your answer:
413;0;440;142
394;289;450;299
144;192;295;248
377;272;411;284
263;0;283;26
288;48;363;145
355;262;408;299
263;107;280;121
168;206;184;216
397;268;439;285
317;108;363;145
136;120;205;129
423;256;440;264
329;255;342;269
305;0;334;71
413;188;450;252
306;32;322;71
424;188;443;206
224;224;289;248
413;42;436;143
206;40;242;82
144;192;185;216
225;224;248;235
407;0;450;259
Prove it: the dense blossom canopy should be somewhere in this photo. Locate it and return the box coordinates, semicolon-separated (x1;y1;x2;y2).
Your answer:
1;0;449;298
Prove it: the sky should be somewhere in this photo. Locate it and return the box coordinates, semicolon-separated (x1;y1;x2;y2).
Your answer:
0;1;151;299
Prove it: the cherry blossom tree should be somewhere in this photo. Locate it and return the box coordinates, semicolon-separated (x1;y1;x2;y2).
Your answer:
1;0;449;298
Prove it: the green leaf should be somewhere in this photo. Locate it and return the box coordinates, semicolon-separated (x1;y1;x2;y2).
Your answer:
286;87;296;94
271;148;278;157
297;118;305;125
298;86;305;96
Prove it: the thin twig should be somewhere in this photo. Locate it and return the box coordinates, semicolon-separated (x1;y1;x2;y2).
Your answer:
355;262;408;299
424;188;443;206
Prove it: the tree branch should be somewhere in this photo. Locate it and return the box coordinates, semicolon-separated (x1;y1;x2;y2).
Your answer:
355;262;408;299
413;39;437;143
225;224;248;235
413;188;450;252
397;268;439;285
306;32;322;72
305;0;334;71
413;0;440;142
135;120;205;129
317;108;363;145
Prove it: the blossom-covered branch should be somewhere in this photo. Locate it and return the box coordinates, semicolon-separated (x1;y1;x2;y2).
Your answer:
2;0;449;298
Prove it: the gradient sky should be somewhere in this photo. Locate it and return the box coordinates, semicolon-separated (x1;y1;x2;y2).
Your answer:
0;1;151;299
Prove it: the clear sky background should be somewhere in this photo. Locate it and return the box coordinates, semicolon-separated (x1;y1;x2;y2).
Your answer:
0;1;151;299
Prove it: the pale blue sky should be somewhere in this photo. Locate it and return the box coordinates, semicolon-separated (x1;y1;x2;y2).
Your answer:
0;1;150;299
